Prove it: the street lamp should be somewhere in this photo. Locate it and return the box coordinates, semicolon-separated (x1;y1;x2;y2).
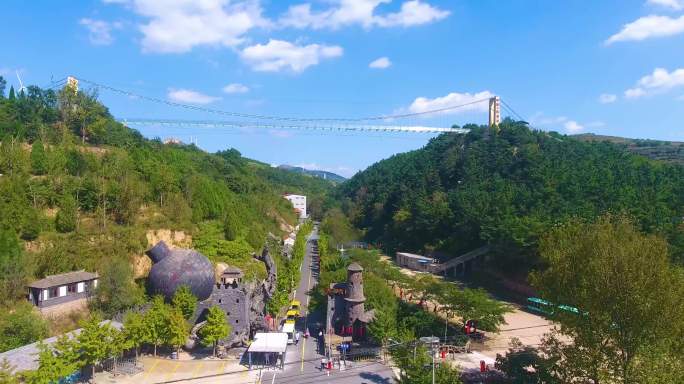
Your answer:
420;336;440;384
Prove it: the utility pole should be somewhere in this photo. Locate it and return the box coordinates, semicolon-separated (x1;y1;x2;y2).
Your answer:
420;336;440;384
443;309;449;343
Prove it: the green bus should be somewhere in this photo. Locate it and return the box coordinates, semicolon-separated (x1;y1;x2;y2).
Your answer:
527;297;579;315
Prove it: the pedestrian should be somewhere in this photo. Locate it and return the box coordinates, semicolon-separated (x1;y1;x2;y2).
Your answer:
295;331;300;345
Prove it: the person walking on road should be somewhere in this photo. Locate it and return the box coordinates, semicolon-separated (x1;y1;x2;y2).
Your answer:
295;331;300;345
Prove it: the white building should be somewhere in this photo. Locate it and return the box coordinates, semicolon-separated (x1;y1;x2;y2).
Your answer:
284;194;307;219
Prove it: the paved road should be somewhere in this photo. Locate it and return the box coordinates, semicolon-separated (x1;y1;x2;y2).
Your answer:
260;227;395;384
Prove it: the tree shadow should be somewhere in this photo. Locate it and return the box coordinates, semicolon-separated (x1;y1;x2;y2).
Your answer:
359;371;392;384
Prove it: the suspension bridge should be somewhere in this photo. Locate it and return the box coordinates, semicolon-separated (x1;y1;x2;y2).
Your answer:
49;76;527;137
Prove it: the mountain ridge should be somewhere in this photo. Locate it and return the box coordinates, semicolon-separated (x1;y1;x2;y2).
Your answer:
277;164;347;183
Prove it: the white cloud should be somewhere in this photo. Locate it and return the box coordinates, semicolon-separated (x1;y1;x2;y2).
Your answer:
606;14;684;44
240;39;343;73
598;93;617;104
624;67;684;98
369;57;391;69
279;0;449;30
376;0;451;27
167;88;220;104
647;0;683;11
625;87;647;98
109;0;268;53
564;120;585;134
223;83;250;94
404;91;495;116
79;18;122;45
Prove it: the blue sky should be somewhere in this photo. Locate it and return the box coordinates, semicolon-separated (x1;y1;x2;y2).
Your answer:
2;0;684;177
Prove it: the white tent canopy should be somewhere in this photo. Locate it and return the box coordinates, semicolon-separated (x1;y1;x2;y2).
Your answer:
248;332;288;353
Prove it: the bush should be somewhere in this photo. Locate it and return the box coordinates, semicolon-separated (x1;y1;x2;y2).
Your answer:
55;195;77;233
0;302;49;352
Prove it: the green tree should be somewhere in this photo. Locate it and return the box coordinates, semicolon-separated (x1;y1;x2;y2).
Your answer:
223;209;240;241
530;216;684;383
0;302;49;352
495;339;558;384
165;309;189;356
172;285;197;320
143;296;169;356
24;337;81;384
30;138;48;175
438;285;510;332
122;312;145;359
76;316;118;378
20;208;42;241
367;308;397;362
92;257;144;316
55;194;77;233
394;344;462;384
199;306;230;357
0;229;26;304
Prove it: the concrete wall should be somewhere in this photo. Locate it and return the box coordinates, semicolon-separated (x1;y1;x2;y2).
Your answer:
39;297;89;317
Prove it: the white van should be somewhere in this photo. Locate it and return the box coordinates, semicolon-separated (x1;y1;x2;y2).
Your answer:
281;322;295;344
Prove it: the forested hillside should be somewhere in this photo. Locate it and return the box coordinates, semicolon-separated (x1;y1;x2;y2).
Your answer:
575;133;684;166
0;79;332;314
340;120;684;270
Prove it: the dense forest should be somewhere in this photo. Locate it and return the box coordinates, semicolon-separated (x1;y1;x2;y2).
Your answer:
0;78;333;342
339;120;684;270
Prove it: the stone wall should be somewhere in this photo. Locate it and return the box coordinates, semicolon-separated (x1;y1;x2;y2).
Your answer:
195;282;251;347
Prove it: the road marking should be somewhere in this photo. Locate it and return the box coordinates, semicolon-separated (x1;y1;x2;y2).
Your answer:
300;337;306;372
142;358;160;380
271;372;277;384
165;360;180;381
191;361;204;379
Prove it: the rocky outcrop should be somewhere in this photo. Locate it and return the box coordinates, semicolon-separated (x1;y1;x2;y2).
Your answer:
133;230;192;278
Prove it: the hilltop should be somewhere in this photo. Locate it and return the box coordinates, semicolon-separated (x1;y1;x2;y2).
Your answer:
574;133;684;165
339;120;684;271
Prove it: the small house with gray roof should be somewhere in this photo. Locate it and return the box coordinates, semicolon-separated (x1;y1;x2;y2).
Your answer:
27;270;98;315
